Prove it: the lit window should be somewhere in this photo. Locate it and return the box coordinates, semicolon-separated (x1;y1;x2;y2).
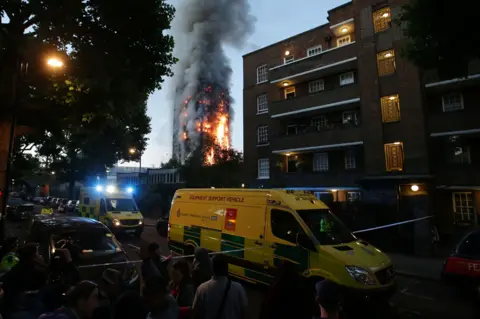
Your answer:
339;72;354;86
373;7;391;33
381;95;401;123
337;35;351;47
313;153;329;172
342;111;359;125
453;192;475;224
257;126;268;145
312;116;328;130
442;93;464;112
308;80;325;93
347;192;361;202
450;146;471;164
257;94;268;114
258;159;270;179
307;45;323;57
344;152;356;170
256;65;268;84
284;86;296;99
384;142;404;172
284;55;294;64
377;49;396;76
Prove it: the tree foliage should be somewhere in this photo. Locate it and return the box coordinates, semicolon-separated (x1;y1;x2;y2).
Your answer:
1;0;177;196
399;0;478;78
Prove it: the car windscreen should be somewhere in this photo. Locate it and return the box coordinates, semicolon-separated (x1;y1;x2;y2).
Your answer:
16;205;34;212
52;229;122;254
106;198;138;211
297;209;356;245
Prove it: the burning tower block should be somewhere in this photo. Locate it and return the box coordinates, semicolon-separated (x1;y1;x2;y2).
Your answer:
173;85;231;165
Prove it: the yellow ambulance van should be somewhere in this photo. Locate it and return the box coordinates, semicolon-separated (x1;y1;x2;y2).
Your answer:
168;188;395;296
79;185;144;236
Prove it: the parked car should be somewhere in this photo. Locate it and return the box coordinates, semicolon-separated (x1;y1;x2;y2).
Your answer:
6;198;35;221
26;215;139;285
57;199;69;213
66;200;76;212
75;200;80;213
442;228;480;297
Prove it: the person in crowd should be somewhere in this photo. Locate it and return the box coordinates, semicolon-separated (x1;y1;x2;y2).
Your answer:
314;280;343;319
2;243;49;316
140;242;172;286
112;291;147;319
259;261;313;319
92;268;123;319
191;248;212;291
143;275;179;319
38;281;100;319
148;242;171;280
170;260;194;307
0;237;20;273
192;254;247;319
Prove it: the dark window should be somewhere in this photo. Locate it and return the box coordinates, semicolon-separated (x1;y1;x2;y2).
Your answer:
84;197;90;205
271;209;303;244
458;231;480;258
53;229;121;253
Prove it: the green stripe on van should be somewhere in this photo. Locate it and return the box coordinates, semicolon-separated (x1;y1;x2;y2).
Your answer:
221;233;245;258
274;244;309;273
184;226;201;247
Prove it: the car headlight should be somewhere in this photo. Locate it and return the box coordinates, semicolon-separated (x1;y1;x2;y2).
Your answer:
112;218;120;226
138;220;143;225
345;266;377;285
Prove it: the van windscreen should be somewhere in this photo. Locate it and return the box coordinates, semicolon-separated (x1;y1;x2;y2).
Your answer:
106;198;138;211
297;209;356;245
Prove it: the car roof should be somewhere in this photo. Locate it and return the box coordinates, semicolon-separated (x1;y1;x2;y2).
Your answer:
32;215;109;232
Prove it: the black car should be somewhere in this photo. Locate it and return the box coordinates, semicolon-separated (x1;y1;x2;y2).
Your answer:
7;198;35;221
26;215;139;286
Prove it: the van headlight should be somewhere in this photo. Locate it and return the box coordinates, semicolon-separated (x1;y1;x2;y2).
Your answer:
138;220;143;225
345;266;377;285
112;218;120;227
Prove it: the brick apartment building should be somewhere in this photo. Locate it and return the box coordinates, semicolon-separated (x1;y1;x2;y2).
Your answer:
242;0;480;254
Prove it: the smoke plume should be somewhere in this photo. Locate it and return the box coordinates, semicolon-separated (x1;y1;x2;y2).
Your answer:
171;0;256;163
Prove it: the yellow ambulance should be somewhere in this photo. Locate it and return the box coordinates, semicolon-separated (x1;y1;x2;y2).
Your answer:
78;185;144;236
168;188;395;295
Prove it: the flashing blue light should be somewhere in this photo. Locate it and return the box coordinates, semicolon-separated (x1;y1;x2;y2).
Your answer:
126;187;134;194
95;185;103;192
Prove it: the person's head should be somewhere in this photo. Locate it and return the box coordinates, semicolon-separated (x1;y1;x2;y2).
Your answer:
143;276;169;309
113;291;146;319
171;259;190;284
194;248;210;264
140;242;159;259
212;254;229;277
18;243;42;264
67;281;100;319
315;280;343;317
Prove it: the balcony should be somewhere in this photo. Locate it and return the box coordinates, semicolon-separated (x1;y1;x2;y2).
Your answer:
270;84;360;118
272;171;363;188
424;60;480;91
435;166;480;186
271;123;362;154
428;110;480;135
269;42;357;85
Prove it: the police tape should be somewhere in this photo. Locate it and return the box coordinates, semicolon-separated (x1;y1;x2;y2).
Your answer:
352;216;432;234
77;246;261;269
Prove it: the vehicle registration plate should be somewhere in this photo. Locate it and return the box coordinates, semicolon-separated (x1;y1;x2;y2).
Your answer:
126;229;136;233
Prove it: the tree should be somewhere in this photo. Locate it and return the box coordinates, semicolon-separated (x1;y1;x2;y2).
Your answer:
1;0;177;197
398;0;478;78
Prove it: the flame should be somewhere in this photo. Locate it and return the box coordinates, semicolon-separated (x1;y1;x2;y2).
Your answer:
180;86;231;165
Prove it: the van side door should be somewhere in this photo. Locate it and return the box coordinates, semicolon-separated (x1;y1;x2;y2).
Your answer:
264;208;316;275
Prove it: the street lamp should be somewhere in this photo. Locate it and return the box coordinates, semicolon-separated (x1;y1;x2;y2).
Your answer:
51;171;55;175
129;148;142;173
129;148;136;154
47;57;64;68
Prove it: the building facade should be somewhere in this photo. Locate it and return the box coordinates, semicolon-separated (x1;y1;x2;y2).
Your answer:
242;0;480;253
117;168;182;186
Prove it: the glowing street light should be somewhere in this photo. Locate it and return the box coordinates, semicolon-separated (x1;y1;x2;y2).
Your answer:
129;148;136;154
51;171;55;175
47;57;64;68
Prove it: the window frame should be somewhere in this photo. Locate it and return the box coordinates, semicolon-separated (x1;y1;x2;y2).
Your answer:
347;192;361;202
307;45;323;57
377;49;396;76
256;94;268;114
286;124;298;136
373;7;392;33
284;86;296;99
339;72;354;86
337;34;352;47
257;158;270;179
344;152;356;170
452;192;476;225
342;110;359;125
313;152;329;172
384;142;404;172
256;64;268;84
381;95;401;123
256;125;269;145
308;79;325;93
312;115;328;131
284;55;294;64
442;93;464;112
270;208;305;245
451;146;471;164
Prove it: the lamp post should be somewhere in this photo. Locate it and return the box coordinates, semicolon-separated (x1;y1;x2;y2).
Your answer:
0;56;64;242
129;148;142;173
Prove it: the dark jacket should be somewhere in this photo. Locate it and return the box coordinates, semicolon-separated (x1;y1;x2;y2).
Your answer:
38;307;78;319
191;248;212;290
173;279;194;307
